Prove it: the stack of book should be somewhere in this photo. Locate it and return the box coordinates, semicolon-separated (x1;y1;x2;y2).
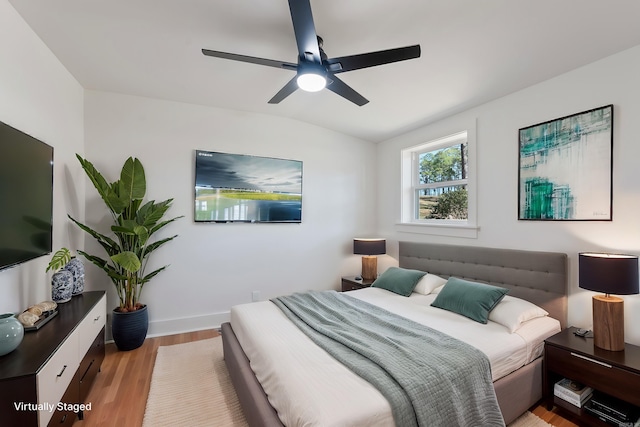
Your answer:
554;378;593;408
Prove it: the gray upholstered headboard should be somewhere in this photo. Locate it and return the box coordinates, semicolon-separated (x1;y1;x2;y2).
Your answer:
399;242;568;328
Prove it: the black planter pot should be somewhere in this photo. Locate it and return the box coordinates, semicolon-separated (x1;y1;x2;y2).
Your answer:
111;305;148;351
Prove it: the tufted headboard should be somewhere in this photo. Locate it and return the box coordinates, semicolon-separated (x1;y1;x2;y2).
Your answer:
399;242;568;328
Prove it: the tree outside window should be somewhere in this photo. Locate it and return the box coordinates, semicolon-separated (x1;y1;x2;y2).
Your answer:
415;143;468;220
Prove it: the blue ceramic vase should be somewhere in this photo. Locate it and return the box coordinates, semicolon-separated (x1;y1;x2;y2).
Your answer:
51;269;73;303
0;313;24;356
64;257;85;296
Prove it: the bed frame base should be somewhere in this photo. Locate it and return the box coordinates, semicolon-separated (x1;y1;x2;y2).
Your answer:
222;321;542;426
222;322;282;427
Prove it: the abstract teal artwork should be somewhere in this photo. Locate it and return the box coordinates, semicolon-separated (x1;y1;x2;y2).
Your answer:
518;105;613;220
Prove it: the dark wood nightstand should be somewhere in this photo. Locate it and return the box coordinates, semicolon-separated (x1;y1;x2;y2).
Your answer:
341;276;375;292
544;327;640;426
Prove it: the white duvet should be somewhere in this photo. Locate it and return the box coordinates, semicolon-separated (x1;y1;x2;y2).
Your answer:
230;287;560;427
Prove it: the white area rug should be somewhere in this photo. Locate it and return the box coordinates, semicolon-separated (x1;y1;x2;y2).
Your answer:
143;336;553;427
142;337;247;427
510;411;554;427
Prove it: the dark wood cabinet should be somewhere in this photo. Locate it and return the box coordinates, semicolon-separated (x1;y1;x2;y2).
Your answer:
341;276;374;292
544;327;640;426
0;291;106;426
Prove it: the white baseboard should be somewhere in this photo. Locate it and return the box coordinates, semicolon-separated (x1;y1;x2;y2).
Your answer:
146;310;231;338
104;310;230;342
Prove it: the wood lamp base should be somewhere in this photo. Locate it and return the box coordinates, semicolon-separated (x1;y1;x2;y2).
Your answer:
361;256;378;281
593;294;625;351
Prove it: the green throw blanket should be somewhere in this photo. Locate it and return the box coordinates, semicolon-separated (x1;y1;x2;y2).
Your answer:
272;290;505;427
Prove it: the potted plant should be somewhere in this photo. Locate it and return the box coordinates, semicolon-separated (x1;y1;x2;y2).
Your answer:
69;155;182;351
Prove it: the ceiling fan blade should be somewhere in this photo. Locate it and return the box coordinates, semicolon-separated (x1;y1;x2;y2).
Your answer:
287;0;321;63
268;76;299;104
326;45;421;74
202;49;297;70
326;74;369;106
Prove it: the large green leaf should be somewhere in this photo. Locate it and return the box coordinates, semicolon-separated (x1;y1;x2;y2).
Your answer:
111;251;142;273
77;155;127;215
120;157;146;202
76;250;123;284
138;199;172;227
140;265;168;285
112;219;139;235
143;235;178;256
134;225;150;246
148;216;183;236
68;215;120;256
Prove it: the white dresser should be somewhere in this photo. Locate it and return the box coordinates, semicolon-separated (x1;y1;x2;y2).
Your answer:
0;291;106;426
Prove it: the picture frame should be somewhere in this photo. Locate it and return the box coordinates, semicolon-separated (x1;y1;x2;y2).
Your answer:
518;105;613;221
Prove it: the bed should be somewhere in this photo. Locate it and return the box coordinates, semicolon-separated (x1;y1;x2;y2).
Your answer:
221;242;568;426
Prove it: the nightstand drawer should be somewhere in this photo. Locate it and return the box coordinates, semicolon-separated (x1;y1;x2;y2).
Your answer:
342;283;368;291
546;345;640;406
341;277;374;292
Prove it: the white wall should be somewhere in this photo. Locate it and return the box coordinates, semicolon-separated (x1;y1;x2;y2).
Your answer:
7;0;638;344
377;45;640;345
0;0;85;314
83;91;376;337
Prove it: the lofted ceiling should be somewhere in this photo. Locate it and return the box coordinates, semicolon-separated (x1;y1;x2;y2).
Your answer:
9;0;640;142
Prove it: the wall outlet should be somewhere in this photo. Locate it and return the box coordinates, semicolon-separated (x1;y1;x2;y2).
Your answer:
251;291;261;302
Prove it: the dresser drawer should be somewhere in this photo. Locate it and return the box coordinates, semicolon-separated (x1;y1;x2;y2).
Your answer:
36;329;79;426
78;294;106;357
546;345;640;406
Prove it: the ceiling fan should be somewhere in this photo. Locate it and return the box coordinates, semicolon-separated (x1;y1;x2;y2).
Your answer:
202;0;421;106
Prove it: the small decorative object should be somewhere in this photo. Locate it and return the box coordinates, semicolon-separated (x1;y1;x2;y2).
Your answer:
518;105;613;221
0;313;24;356
51;270;73;303
65;257;85;295
47;248;73;303
578;252;639;351
17;311;40;327
17;300;59;331
353;238;386;280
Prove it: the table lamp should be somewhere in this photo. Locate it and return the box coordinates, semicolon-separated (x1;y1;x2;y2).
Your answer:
579;252;639;351
353;238;386;280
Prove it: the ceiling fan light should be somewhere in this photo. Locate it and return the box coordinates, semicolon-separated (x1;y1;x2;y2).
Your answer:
297;72;326;92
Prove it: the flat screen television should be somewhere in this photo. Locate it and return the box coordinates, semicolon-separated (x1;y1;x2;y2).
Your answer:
195;150;302;223
0;120;54;270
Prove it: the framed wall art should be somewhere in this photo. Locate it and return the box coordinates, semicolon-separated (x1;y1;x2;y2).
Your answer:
518;105;613;221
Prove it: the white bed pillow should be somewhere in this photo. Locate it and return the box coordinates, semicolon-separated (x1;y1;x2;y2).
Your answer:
413;273;447;295
488;295;548;333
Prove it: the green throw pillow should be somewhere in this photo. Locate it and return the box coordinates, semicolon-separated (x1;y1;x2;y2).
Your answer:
431;277;509;323
371;267;426;297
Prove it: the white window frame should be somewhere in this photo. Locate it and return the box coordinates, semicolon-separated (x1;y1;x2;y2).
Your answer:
398;119;478;238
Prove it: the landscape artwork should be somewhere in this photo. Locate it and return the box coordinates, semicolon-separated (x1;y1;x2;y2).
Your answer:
518;105;613;221
195;150;302;223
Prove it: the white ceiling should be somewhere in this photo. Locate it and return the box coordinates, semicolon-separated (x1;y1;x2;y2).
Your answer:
9;0;640;142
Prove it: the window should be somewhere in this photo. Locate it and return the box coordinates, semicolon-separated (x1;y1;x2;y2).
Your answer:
415;138;468;220
400;124;477;238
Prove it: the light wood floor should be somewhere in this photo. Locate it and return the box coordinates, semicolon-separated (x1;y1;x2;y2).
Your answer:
75;329;579;427
74;329;219;427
